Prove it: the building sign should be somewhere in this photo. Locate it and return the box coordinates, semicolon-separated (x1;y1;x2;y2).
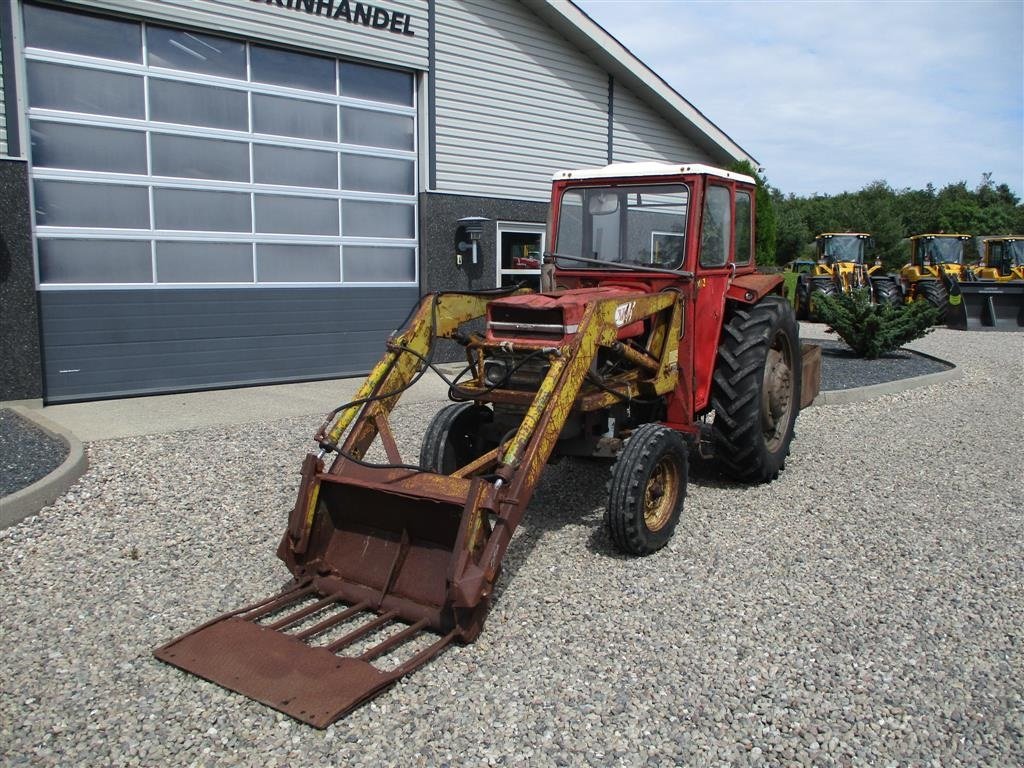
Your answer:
252;0;415;36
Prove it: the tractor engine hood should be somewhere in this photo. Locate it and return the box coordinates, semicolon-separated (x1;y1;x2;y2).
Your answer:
486;287;647;344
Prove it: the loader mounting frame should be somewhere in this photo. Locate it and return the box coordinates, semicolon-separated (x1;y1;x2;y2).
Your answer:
156;287;685;727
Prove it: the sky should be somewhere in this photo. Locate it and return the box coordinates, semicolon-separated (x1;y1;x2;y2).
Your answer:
573;0;1024;198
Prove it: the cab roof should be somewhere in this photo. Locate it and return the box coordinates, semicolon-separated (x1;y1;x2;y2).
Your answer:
817;232;871;239
552;162;755;185
910;233;971;240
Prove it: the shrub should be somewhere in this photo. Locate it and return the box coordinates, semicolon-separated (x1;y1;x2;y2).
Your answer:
814;289;938;359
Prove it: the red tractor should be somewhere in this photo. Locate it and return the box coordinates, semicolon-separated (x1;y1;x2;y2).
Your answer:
157;162;821;727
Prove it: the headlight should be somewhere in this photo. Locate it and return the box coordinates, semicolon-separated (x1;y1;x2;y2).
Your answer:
483;359;508;387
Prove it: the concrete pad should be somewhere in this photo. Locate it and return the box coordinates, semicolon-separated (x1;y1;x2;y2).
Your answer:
9;367;458;442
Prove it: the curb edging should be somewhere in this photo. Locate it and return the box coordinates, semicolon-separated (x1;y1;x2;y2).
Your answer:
810;347;961;406
0;406;88;530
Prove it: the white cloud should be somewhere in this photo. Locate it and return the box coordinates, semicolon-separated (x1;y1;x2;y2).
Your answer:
574;0;1024;196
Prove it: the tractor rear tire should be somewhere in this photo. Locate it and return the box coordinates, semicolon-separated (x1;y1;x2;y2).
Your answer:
711;297;801;483
916;279;948;322
605;424;687;556
872;276;901;307
419;402;494;474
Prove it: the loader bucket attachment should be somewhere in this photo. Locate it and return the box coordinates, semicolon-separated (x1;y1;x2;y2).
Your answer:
155;462;486;728
947;281;1024;331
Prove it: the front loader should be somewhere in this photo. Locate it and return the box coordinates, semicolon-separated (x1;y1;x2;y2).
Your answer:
785;233;899;320
156;163;821;727
948;236;1024;330
899;233;973;322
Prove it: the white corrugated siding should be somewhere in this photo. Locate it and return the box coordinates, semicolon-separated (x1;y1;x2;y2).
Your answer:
59;0;428;69
434;0;608;200
612;81;711;166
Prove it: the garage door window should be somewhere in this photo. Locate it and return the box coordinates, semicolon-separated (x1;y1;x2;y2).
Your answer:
23;2;418;288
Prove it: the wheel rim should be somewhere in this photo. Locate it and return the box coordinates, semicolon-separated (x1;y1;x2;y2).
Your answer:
643;456;680;532
761;330;795;451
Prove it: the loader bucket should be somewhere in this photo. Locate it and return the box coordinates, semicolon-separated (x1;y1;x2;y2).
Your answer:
156;458;494;728
947;281;1024;331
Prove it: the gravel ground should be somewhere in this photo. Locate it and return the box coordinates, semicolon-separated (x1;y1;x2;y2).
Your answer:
0;409;68;497
0;336;946;499
1;328;1021;767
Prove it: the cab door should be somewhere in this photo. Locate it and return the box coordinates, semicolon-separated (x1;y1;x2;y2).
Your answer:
692;182;737;411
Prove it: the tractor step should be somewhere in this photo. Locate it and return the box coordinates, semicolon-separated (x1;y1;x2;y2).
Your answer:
155;583;456;728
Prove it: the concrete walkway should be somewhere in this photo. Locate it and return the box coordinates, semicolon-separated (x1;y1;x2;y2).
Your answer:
7;366;457;442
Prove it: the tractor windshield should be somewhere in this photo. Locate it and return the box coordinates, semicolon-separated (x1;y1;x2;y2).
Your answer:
554;184;689;270
921;238;965;264
821;236;865;263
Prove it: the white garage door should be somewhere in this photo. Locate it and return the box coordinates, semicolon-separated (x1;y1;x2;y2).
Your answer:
22;2;421;401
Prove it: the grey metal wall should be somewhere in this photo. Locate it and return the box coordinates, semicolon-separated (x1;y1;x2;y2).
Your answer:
0;29;6;155
39;287;418;402
60;0;429;69
611;80;709;165
0;159;41;400
433;0;608;200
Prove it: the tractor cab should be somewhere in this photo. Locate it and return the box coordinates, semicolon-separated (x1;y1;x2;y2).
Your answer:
815;232;873;266
909;234;970;269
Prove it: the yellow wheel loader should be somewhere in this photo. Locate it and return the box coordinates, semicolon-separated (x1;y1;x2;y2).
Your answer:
155;163;822;727
790;233;899;320
972;236;1024;281
898;234;974;321
948;236;1024;330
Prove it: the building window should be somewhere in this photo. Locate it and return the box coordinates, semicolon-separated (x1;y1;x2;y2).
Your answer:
23;2;417;288
497;223;546;292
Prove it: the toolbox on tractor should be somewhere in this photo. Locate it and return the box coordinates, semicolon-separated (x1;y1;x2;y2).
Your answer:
156;162;821;727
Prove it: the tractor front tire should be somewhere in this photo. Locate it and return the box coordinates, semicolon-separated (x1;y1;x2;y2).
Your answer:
419;402;494;474
605;424;688;556
916;279;948;321
711;297;801;483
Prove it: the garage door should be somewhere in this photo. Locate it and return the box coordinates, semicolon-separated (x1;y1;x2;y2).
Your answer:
23;2;419;402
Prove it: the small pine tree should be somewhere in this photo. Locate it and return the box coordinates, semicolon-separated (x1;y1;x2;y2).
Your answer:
814;289;938;359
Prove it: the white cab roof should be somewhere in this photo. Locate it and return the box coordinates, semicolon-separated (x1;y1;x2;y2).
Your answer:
553;162;756;184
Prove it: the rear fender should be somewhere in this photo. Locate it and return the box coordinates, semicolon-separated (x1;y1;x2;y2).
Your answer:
726;273;783;305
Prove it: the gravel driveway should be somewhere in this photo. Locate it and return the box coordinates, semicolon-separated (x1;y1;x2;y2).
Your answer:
1;329;1021;767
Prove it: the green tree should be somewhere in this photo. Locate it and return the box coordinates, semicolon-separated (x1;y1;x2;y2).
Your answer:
768;173;1023;273
772;191;812;265
815;289;938;359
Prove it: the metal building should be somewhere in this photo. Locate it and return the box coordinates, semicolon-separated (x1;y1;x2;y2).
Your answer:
0;0;754;403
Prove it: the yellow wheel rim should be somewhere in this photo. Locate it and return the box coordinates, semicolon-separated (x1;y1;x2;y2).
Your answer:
643;456;680;532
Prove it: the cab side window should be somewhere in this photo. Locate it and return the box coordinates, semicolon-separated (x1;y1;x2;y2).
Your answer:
734;190;752;265
699;185;731;268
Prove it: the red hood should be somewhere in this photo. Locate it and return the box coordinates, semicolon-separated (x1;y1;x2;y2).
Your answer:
489;287;645;328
